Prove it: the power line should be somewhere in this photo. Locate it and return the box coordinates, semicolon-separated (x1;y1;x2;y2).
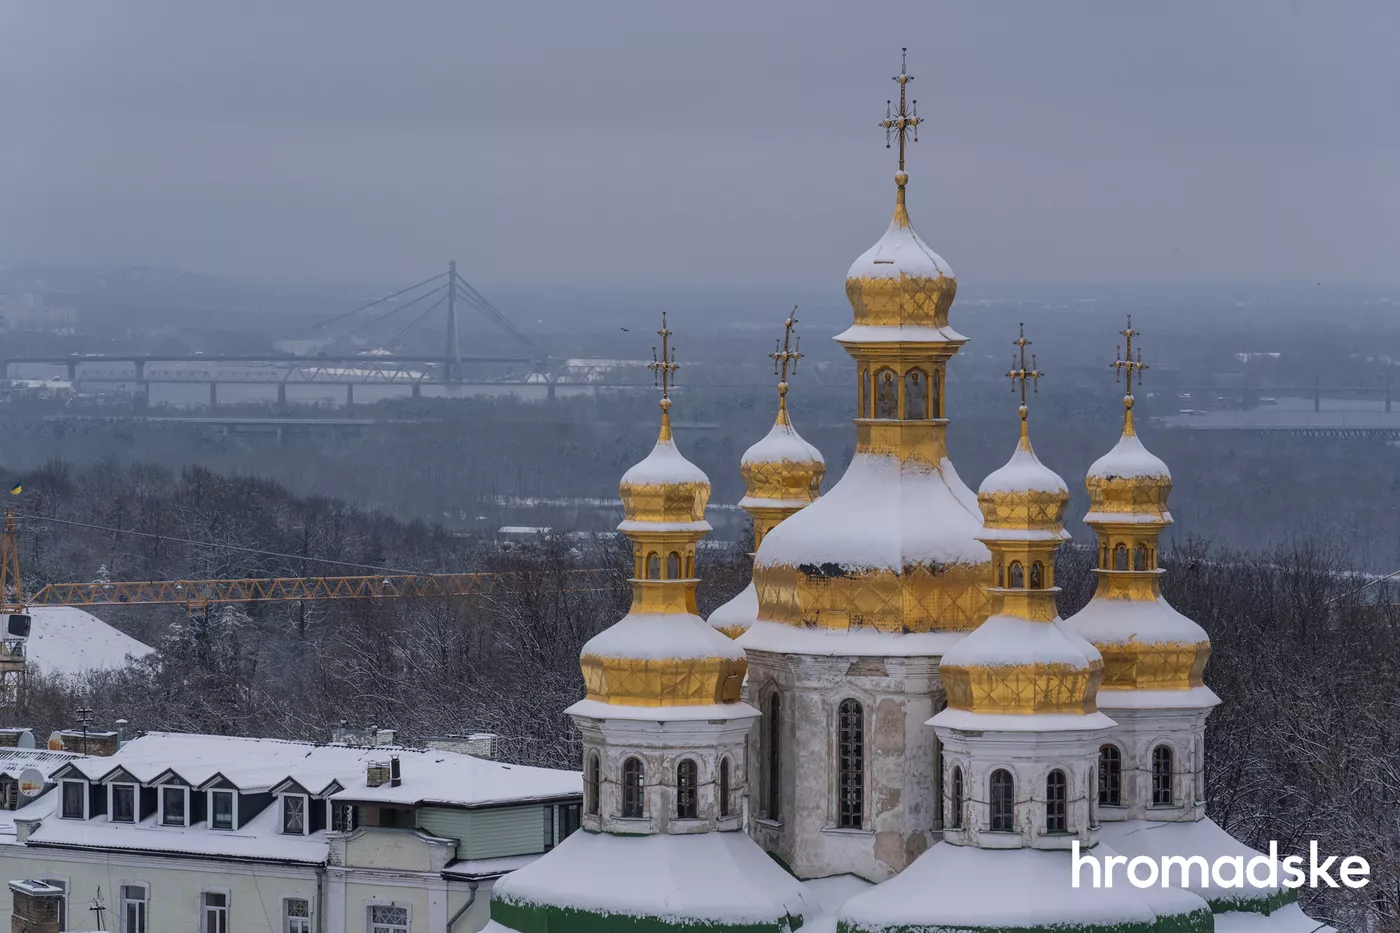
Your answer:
304;272;448;335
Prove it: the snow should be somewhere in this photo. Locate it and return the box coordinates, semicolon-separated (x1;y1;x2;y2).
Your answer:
1063;595;1209;649
1084;510;1174;524
846;207;954;282
21;606;153;677
838;842;1210;931
939;614;1103;670
707;581;759;634
442;854;540;880
335;753;579;808
0;746;81;781
580;612;746;662
1213;902;1334;933
980;435;1068;495
492;829;817;926
802;874;875;914
754;452;988;572
620;435;709;487
741;415;824;469
932;708;1117;732
616;519;712;533
1095;686;1221;710
1097;820;1286;909
566;699;759;723
834;323;968;345
1088;429;1171;482
739;620;966;658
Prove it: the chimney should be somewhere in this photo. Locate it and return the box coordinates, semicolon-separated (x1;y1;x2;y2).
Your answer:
374;728;398;747
366;761;391;788
59;730;120;757
0;727;35;749
390;756;401;788
9;880;64;933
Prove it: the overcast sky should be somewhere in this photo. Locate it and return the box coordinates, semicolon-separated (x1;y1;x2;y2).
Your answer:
0;1;1395;292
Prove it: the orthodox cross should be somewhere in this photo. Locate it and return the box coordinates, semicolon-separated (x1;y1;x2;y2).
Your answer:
881;48;920;174
1113;314;1148;398
770;307;803;390
649;312;678;401
1006;322;1043;419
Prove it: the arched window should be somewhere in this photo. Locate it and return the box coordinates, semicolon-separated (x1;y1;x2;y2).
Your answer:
1113;544;1129;571
875;368;899;419
766;693;781;820
666;551;682;579
622;757;645;818
1133;544;1147;571
990;769;1015;831
904;368;928;419
1045;770;1067;833
1152;745;1174;806
1030;561;1044;589
996;562;1004;587
586;752;600;816
1009;561;1025;588
646;552;661;579
676;759;698;819
719;758;731;818
1098;745;1122;806
949;765;964;829
837;699;865;829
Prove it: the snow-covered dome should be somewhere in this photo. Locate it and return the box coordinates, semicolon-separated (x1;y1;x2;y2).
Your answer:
738;404;824;512
1085;398;1172;525
618;405;711;534
978;415;1071;540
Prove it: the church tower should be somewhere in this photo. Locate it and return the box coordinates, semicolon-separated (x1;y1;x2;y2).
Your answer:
739;51;992;882
489;316;815;933
709;311;825;640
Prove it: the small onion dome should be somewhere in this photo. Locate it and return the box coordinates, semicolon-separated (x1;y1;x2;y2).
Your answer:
938;614;1105;715
579;612;747;707
738;405;825;510
977;419;1070;540
618;413;711;532
843;173;959;334
707;581;758;640
1085;400;1172;525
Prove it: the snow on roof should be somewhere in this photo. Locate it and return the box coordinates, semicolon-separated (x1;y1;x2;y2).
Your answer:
0;746;81;781
980;435;1067;495
580;612;745;663
740;415;823;468
1063;595;1208;649
1213;902;1334;933
566;698;759;724
838;842;1210;931
620;435;708;488
846;205;954;283
333;754;579;809
1097;819;1287;910
22;606;153;678
938;615;1101;670
1088;429;1170;481
707;581;758;633
738;620;965;659
932;709;1117;733
492;828;817;927
801;874;874;914
1095;685;1221;710
834;323;968;345
754;452;988;573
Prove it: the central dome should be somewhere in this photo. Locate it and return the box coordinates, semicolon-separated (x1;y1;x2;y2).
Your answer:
749;175;992;636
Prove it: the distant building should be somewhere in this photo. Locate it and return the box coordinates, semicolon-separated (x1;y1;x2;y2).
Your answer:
0;731;581;933
0;294;77;332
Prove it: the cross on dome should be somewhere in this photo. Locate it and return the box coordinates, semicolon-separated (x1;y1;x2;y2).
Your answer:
1005;322;1043;423
880;48;920;181
769;307;803;400
648;312;678;407
1113;314;1148;400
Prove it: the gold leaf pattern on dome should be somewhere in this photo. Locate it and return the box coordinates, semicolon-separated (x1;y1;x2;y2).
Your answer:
845;259;958;329
1098;642;1209;691
979;483;1069;535
753;561;990;633
580;655;747;707
619;475;710;525
941;660;1103;715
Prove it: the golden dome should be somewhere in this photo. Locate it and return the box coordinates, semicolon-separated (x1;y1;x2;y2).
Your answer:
739;402;824;512
618;406;711;529
844;182;958;332
1084;398;1172;526
977;415;1070;537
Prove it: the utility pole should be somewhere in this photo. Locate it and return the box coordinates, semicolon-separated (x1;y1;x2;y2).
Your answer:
446;261;461;383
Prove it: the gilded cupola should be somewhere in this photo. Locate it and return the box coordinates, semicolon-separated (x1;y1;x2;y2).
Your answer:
939;331;1103;716
1063;318;1213;696
744;54;991;642
579;315;746;707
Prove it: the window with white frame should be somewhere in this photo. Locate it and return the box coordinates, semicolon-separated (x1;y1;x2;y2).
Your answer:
282;794;307;834
202;892;228;933
368;904;409;933
210;790;235;830
160;786;188;826
60;780;86;819
285;898;311;933
120;884;148;933
110;784;136;823
331;801;356;833
38;878;67;931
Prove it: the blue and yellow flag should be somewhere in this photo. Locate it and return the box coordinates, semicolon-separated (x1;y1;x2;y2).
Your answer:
8;482;20;495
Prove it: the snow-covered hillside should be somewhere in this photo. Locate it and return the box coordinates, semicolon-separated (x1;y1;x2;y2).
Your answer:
21;606;153;677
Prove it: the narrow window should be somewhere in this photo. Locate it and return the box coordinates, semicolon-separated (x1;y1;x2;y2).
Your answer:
282;794;306;834
990;769;1015;831
1152;745;1174;806
1113;544;1129;570
1045;770;1068;833
685;553;694;577
203;892;228;933
875;368;899;418
622;757;645;818
1009;561;1025;588
1100;545;1108;569
1030;561;1044;588
931;367;942;417
61;780;85;819
331;802;356;833
996;562;1004;587
559;802;581;840
586;752;600;816
949;766;964;829
111;784;136;823
676;759;698;819
904;368;928;419
120;885;148;933
719;758;731;818
666;551;681;579
1134;544;1147;571
646;552;660;579
161;786;187;826
766;692;781;820
285;899;312;933
368;905;409;933
211;790;234;830
837;699;865;829
543;804;555;850
860;368;871;417
1099;745;1122;806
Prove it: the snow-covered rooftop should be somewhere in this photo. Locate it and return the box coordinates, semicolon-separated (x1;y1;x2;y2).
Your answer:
21;606;153;678
580;612;745;663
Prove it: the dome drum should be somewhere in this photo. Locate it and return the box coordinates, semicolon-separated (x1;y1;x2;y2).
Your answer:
580;654;747;707
753;560;990;634
849;350;951;423
940;659;1104;715
1097;642;1210;692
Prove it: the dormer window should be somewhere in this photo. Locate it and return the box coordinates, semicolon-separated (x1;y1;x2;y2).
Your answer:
282;794;308;834
211;790;236;830
161;786;189;826
110;783;136;823
60;779;87;819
